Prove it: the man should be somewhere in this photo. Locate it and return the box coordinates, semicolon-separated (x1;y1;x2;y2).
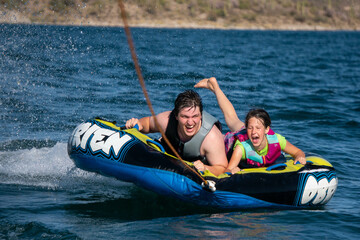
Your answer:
125;90;228;176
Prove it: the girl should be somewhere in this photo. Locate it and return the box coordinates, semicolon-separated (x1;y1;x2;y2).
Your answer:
195;77;306;174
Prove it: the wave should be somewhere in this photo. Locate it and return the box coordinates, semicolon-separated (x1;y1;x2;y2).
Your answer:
0;220;79;239
0;142;219;221
0;142;132;194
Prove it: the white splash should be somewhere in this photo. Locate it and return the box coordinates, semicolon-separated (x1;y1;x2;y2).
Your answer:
0;142;132;192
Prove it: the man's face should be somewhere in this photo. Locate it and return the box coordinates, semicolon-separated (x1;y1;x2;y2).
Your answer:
176;106;202;141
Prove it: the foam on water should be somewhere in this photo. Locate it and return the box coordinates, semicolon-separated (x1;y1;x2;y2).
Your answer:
0;142;132;193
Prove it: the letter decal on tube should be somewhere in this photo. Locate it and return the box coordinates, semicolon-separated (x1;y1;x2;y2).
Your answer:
89;128;132;156
70;121;137;162
297;171;337;206
71;122;92;148
300;175;317;205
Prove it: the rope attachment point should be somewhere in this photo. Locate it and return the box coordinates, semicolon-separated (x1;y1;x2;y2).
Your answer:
201;180;216;192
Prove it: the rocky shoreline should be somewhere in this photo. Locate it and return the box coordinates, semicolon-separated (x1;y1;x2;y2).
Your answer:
0;0;359;31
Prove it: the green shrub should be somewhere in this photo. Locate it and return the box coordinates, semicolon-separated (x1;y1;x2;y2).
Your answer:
0;0;26;9
238;0;250;10
49;0;75;13
243;13;256;21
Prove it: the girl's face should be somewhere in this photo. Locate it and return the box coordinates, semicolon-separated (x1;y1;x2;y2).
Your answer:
246;117;270;151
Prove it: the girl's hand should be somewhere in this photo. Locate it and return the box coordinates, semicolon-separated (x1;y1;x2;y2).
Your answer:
194;77;219;93
283;141;306;165
294;156;306;165
231;167;241;174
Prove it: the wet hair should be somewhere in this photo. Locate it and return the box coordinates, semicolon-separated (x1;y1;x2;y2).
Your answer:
245;109;271;128
173;90;203;116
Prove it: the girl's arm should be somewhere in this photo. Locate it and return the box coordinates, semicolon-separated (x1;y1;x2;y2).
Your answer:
283;140;306;164
226;145;243;172
195;77;244;132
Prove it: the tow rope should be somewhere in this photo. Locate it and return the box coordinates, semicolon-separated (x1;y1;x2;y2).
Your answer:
118;0;215;192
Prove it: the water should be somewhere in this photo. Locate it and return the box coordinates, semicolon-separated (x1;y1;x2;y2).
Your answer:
1;23;359;239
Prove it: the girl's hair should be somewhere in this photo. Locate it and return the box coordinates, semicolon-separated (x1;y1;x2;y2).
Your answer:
245;109;271;128
173;90;203;116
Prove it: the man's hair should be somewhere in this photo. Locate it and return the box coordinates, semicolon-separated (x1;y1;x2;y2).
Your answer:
245;108;271;128
173;90;203;116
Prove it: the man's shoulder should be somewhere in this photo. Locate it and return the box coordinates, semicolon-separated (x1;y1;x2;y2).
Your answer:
157;111;171;122
203;125;224;146
157;111;171;118
154;111;172;129
201;125;227;161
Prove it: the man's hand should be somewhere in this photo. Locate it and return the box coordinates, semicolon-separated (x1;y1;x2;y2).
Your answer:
193;160;206;172
125;118;143;131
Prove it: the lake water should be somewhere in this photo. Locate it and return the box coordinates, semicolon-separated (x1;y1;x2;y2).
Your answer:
0;23;359;239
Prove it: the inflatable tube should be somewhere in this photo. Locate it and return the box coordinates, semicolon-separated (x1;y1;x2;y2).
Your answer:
67;118;338;209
